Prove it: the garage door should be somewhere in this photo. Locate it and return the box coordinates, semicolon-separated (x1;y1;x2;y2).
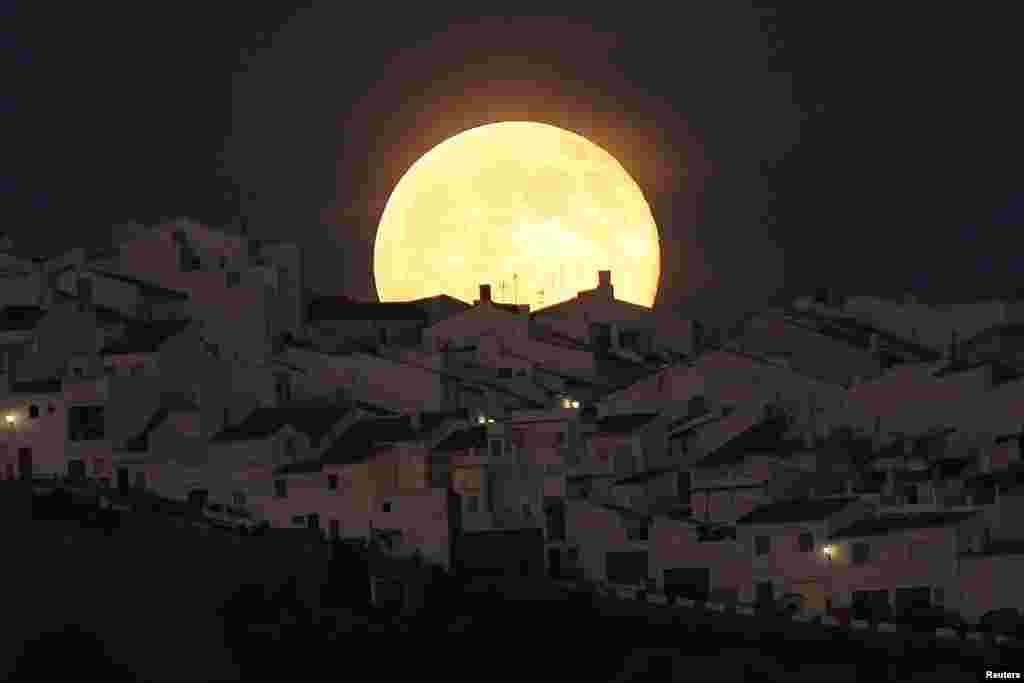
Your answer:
606;551;648;586
664;568;710;601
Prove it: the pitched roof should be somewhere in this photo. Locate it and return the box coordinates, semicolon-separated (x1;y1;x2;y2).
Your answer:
320;416;420;465
210;399;352;444
9;378;62;394
596;502;652;522
594;412;659;435
613;467;676;487
433;425;488;453
830;511;979;540
114;407;171;453
85;268;190;299
735;497;859;525
274;459;324;476
100;319;192;355
696;415;801;469
0;305;46;332
307;296;427;322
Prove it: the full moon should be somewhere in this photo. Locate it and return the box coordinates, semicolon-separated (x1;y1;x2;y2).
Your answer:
373;121;661;308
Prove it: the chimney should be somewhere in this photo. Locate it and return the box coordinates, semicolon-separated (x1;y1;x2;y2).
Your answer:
478;284;492;305
597;270;613;298
76;276;93;313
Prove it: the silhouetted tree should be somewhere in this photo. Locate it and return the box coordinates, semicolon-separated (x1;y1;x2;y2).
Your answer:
9;624;134;682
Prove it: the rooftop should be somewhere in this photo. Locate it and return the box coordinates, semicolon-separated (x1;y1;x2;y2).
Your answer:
210;399;353;445
0;305;46;332
433;425;489;453
320;416;421;465
735;497;859;525
100;319;192;355
696;415;803;469
307;296;427;322
830;510;979;540
594;412;659;435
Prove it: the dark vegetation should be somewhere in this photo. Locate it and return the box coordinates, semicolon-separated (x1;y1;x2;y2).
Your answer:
3;483;1016;681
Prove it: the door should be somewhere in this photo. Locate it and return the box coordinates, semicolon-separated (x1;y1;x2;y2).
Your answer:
756;581;775;608
664;567;710;601
894;586;931;614
68;459;86;479
548;547;562;579
117;468;130;491
606;551;648;586
792;579;827;612
17;447;32;479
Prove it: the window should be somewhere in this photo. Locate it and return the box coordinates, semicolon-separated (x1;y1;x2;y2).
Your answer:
852;542;870;565
934;587;945;606
903;484;919;505
465;495;479;513
219;256;227;270
232;492;246;506
327;474;339;491
567;547;580;564
498;368;514;378
28;404;39;419
68;405;105;441
227;271;241;287
329;519;340;540
489;438;503;460
291;515;306;525
522;502;531;519
798;532;814;553
48;403;55;414
274;479;288;499
134;471;146;489
626;521;649;541
381;501;392;513
677;471;692;504
755;535;771;556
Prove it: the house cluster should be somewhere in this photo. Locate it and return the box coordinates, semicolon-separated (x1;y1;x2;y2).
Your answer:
2;220;1023;622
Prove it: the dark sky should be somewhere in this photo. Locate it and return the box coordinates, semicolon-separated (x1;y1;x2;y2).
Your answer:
6;5;1022;327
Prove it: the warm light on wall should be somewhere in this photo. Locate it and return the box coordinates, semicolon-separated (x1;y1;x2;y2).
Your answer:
4;414;15;425
822;545;834;559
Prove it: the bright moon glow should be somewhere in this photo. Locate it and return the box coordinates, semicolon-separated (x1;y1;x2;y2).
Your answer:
374;121;660;308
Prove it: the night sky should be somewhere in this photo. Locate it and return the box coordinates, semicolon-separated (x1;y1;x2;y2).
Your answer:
6;5;1022;327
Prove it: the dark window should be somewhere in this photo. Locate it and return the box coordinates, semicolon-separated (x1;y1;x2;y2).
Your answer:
274;479;288;498
28;404;39;419
498;368;514;378
626;522;649;541
134;471;146;489
307;513;320;531
489;439;503;460
545;499;566;540
329;519;340;540
852;542;870;565
68;405;105;441
903;484;919;505
327;474;338;491
48;403;55;414
232;492;246;506
227;271;241;287
755;535;771;556
381;501;392;513
219;256;227;270
291;515;305;525
606;551;648;585
798;532;814;553
678;471;692;504
465;495;479;513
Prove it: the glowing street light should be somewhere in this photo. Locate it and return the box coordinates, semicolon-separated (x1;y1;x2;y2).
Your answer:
570;400;580;409
4;414;15;426
823;545;834;560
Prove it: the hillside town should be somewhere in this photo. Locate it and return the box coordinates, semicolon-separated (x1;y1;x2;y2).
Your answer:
2;217;1024;642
